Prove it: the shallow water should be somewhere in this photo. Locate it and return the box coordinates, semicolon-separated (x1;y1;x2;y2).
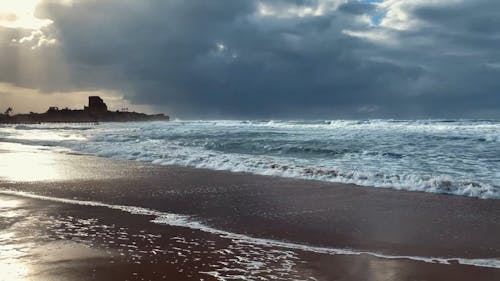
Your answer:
1;119;499;198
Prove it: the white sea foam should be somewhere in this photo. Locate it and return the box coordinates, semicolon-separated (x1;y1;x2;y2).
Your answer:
1;190;499;269
1;120;499;199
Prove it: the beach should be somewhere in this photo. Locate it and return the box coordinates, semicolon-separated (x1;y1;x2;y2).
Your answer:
0;142;499;280
2;0;499;278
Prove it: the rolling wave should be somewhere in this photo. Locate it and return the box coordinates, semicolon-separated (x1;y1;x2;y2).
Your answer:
0;119;499;199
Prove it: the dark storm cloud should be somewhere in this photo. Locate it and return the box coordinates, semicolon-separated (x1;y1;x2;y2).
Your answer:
2;0;500;118
372;0;500;118
339;1;375;14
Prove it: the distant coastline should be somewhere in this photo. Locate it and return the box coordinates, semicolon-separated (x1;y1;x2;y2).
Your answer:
0;96;169;124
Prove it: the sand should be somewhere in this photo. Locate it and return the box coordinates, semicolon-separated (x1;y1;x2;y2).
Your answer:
0;142;499;280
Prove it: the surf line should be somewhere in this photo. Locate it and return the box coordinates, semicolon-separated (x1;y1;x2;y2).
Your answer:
1;189;499;269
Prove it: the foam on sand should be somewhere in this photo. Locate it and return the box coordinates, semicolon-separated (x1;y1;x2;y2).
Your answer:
1;189;499;269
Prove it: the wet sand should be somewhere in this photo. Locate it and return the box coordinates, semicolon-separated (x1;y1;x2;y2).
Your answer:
1;142;500;280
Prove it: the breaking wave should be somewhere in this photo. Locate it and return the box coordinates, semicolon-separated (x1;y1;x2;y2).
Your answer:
0;119;499;199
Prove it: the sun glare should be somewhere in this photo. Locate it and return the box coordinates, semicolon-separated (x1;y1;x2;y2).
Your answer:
0;143;62;182
0;199;30;281
0;0;52;30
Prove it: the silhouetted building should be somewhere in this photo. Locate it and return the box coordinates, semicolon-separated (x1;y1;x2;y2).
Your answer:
1;96;169;123
85;96;108;115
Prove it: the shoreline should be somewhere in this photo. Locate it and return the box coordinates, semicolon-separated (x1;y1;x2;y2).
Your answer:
0;140;496;201
1;189;499;269
1;192;500;281
1;143;499;258
1;142;499;280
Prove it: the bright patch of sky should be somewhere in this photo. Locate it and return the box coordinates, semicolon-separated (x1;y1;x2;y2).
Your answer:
0;0;51;29
0;0;59;49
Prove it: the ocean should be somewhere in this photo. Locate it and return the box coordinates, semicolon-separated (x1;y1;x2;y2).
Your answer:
1;119;499;199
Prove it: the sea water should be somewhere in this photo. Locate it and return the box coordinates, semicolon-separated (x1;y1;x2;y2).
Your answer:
0;119;499;199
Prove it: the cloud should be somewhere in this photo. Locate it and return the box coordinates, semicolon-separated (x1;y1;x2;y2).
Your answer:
256;0;346;18
0;0;499;118
0;0;53;30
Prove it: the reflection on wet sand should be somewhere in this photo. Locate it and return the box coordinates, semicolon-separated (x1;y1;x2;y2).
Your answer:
1;192;499;281
0;150;61;182
0;197;29;281
0;196;113;281
0;234;29;281
0;142;499;280
0;142;132;182
0;194;314;280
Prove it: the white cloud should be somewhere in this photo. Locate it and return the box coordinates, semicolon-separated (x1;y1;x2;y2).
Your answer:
18;29;57;49
216;43;226;52
1;0;58;49
343;0;463;46
257;0;346;18
0;0;52;30
342;29;397;45
376;0;463;31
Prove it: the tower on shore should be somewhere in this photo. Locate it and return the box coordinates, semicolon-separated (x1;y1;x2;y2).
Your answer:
85;96;108;115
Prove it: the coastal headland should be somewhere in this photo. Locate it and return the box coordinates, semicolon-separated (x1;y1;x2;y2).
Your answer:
0;96;169;123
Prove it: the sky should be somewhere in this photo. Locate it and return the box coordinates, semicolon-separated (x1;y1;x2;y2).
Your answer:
0;0;499;119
